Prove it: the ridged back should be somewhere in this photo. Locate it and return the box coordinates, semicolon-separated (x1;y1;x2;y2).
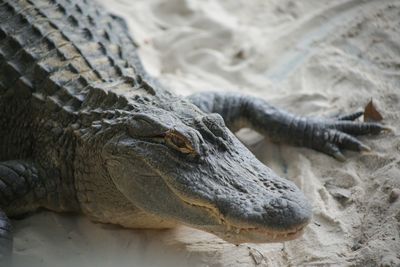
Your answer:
0;0;160;113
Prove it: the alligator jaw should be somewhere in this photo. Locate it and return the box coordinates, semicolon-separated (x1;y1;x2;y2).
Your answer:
178;194;310;244
213;219;309;244
213;224;308;244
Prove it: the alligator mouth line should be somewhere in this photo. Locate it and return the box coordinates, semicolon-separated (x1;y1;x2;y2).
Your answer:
179;196;308;242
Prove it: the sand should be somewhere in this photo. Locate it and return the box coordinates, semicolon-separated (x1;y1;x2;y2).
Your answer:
12;0;400;266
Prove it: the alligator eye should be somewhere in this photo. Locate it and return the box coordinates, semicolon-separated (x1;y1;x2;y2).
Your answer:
165;130;195;154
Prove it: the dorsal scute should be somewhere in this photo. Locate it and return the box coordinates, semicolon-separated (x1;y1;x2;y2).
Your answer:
1;0;163;117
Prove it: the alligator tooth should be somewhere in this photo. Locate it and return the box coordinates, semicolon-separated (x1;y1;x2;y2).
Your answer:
235;228;240;234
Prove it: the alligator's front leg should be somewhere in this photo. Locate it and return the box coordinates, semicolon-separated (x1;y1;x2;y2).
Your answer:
187;92;389;161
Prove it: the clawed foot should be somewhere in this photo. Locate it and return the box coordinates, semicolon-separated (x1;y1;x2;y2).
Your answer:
300;111;391;161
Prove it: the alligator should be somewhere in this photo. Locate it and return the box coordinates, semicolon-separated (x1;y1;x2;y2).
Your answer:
0;0;389;263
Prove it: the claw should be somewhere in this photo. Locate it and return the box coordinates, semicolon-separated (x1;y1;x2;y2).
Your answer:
359;144;371;152
382;126;395;133
333;151;346;162
337;111;364;121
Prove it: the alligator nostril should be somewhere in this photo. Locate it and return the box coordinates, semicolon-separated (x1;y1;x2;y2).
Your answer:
267;198;288;209
279;199;288;208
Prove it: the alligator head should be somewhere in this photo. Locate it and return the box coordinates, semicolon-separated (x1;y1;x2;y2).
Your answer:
102;98;312;244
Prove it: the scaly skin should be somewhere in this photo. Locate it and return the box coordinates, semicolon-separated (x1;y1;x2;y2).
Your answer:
0;0;388;263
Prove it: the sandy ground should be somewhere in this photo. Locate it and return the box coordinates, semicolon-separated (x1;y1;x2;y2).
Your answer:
12;0;400;266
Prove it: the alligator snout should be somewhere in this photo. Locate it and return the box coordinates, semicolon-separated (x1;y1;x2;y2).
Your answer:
212;175;312;243
263;196;311;228
216;178;312;232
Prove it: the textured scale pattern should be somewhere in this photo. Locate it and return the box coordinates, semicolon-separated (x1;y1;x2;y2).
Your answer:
0;0;173;218
0;0;158;115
